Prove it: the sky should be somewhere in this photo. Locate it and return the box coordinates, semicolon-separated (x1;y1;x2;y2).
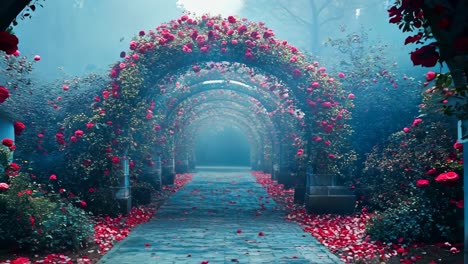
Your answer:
176;0;244;17
11;0;423;82
12;0;245;81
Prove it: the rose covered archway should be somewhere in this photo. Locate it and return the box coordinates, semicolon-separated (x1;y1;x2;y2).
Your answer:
162;88;301;174
51;14;354;212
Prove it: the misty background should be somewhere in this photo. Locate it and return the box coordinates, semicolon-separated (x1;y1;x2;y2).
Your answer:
11;0;436;167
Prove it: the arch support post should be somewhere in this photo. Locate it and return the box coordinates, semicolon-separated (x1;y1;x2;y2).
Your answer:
278;143;293;189
162;137;176;185
175;143;189;174
293;163;307;205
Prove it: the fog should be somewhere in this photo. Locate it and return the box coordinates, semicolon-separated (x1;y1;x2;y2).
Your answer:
195;126;251;166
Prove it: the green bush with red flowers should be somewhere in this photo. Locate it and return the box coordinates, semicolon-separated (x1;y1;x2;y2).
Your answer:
0;172;94;252
366;195;455;243
388;0;468;120
0;146;93;253
358;91;463;243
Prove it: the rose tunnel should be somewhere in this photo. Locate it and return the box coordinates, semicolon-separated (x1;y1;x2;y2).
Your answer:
44;14;357;215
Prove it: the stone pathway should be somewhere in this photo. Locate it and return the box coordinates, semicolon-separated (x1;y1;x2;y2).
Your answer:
99;167;342;264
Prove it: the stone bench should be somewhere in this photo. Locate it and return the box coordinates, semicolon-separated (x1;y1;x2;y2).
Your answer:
305;186;356;214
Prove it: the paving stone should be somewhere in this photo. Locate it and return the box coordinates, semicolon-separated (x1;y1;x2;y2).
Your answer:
99;167;343;263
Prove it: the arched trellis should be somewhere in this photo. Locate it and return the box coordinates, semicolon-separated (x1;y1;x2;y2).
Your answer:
57;15;354;206
101;14;353;176
158;82;304;176
177;110;270;170
147;61;296;112
159;79;282;115
161;80;306;157
164;101;270;170
164;90;294;137
175;102;301;175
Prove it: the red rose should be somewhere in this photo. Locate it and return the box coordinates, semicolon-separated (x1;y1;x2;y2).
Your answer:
410;44;439;67
74;130;84;137
13;121;26;136
454;141;463;151
404;33;422;45
227;16;237;23
0;86;10;103
389;15;402;24
0;31;19;55
435;171;460;184
416;179;429;187
9;162;20;171
0;183;9;191
2;138;14;148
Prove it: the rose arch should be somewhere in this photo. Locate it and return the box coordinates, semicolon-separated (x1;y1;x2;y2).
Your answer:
162;88;302;173
57;14;355;210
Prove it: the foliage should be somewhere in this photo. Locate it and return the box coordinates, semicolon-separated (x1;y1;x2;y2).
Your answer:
6;13;355;218
358;90;463;243
323;27;422;160
10;0;47;27
366;195;454;243
387;0;468;118
0;173;93;252
85;188;123;217
431;72;468;120
131;181;155;206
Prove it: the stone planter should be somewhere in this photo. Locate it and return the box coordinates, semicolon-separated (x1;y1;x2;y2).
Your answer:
277;169;293;189
162;166;175;185
305;186;356;214
293;186;306;204
307;173;336;187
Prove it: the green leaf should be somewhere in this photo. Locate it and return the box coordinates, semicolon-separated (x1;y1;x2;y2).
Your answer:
444;75;453;87
30;5;36;11
435;75;446;87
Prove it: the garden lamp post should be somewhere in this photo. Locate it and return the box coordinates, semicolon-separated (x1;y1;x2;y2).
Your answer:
459;120;468;262
464;139;467;263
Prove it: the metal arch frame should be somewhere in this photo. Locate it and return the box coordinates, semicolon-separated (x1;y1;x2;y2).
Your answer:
157;79;283;114
178;106;267;147
163;89;300;148
177;104;272;144
144;61;294;108
168;96;278;137
142;58;312;119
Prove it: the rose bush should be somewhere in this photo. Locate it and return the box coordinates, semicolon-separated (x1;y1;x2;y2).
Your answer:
357;90;463;243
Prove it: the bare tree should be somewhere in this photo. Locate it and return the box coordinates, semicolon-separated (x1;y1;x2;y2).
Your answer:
242;0;382;53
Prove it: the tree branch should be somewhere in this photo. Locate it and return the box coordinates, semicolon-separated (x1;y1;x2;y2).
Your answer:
0;0;31;31
319;4;345;26
277;0;313;27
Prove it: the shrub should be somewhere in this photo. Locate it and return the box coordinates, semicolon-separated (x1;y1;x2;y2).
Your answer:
366;196;454;243
85;188;123;217
132;181;155;206
359;91;463;243
0;173;93;252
